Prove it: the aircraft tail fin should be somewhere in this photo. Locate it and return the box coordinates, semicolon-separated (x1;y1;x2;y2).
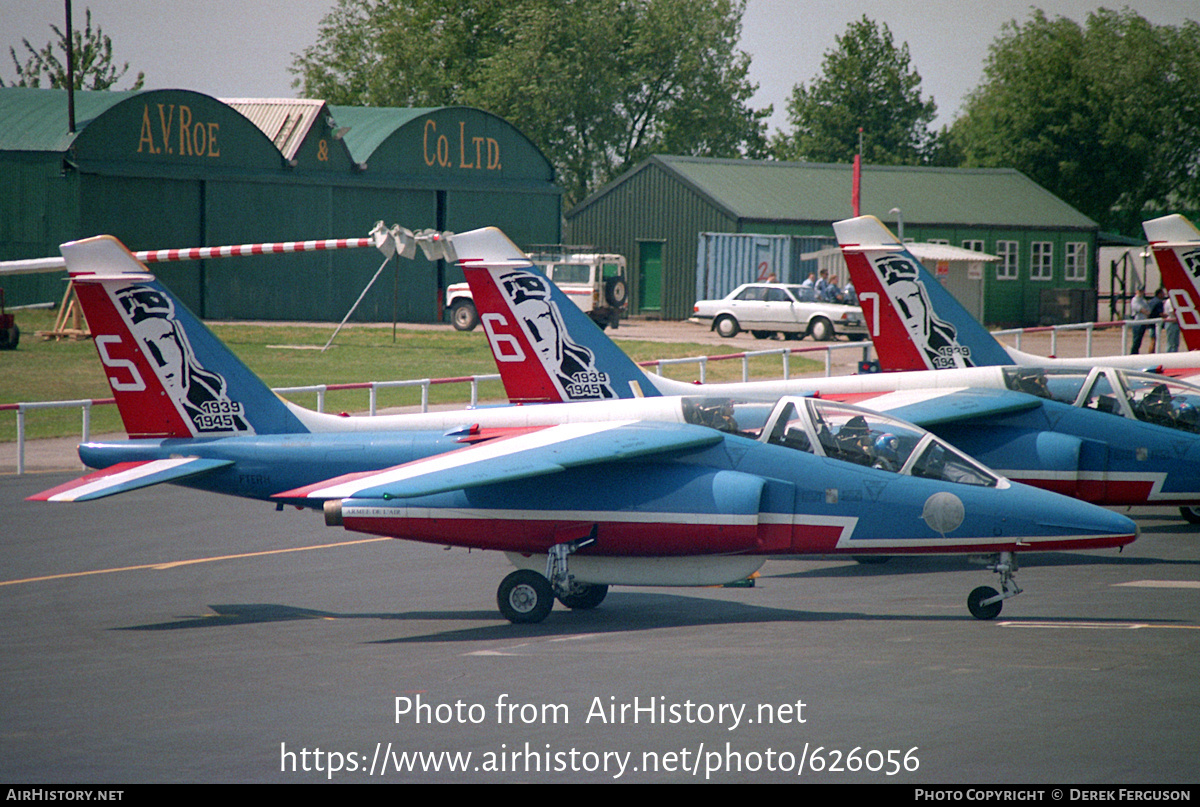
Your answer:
833;216;1014;370
449;227;660;402
63;235;308;438
1144;214;1200;351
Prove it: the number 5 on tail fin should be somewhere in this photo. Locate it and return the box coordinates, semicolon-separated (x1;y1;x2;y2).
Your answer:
62;235;308;438
833;216;1014;371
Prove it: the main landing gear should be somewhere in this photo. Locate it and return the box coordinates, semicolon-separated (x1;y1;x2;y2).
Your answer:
967;552;1023;620
496;530;608;624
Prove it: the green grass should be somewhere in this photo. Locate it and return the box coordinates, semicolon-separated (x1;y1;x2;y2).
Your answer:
1;307;820;441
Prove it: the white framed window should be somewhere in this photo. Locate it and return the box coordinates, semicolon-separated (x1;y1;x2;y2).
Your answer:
997;241;1018;280
962;239;984;253
928;238;949;245
1031;241;1053;281
1065;242;1087;282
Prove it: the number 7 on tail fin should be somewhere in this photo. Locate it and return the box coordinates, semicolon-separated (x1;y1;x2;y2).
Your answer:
833;215;1014;371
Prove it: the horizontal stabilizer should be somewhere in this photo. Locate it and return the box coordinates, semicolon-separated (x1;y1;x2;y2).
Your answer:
27;458;233;502
277;420;723;501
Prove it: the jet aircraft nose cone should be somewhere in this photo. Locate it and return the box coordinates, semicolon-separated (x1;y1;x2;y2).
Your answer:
1001;481;1137;549
1034;490;1138;547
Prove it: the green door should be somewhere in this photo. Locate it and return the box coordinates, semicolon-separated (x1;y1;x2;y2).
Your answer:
638;241;664;313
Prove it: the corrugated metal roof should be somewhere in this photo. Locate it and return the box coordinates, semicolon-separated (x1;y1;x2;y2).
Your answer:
0;86;139;151
581;155;1097;230
222;97;326;160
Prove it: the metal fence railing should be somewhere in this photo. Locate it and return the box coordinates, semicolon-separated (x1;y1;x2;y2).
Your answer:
3;317;1175;474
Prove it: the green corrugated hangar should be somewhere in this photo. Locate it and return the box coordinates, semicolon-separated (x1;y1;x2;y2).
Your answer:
566;155;1099;326
0;87;560;322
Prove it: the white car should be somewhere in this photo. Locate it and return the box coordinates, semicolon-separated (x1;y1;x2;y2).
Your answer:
691;283;868;341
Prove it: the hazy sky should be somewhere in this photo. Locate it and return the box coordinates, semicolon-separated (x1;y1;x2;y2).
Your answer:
1;1;1195;133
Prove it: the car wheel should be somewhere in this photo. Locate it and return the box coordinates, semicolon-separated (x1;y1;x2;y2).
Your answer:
808;316;834;341
450;300;479;331
714;315;740;338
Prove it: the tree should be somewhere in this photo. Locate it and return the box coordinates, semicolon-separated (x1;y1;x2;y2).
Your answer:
771;16;937;165
4;8;144;91
948;9;1200;233
292;0;769;205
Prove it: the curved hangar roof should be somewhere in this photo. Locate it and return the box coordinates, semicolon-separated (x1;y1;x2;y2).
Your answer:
0;87;554;183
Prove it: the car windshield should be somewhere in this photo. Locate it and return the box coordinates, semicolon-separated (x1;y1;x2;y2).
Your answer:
759;398;1000;486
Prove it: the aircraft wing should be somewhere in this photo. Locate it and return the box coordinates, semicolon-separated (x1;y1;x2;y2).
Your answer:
277;420;724;501
27;458;234;502
828;387;1045;428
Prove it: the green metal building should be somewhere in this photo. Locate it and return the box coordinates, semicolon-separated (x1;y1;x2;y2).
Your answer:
0;87;560;322
566;155;1098;326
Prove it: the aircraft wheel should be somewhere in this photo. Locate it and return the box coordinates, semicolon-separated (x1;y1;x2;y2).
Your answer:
450;300;479;331
1179;506;1200;524
558;583;608;610
714;315;740;338
967;585;1003;620
497;570;554;623
0;325;18;350
808;316;834;342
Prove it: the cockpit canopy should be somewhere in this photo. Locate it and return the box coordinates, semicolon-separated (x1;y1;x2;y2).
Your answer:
682;396;1002;487
1004;367;1200;433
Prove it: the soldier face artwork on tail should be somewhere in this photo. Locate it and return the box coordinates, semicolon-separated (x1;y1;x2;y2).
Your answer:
113;284;250;434
872;254;971;369
495;269;616;400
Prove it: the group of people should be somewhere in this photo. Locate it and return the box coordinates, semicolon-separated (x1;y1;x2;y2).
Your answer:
1130;287;1180;354
797;268;856;305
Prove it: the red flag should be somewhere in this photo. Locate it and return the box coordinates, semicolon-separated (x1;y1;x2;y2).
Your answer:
852;154;861;216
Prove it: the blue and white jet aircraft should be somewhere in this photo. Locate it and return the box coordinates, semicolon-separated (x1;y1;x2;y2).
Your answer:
455;226;1200;525
837;215;1200;374
28;233;1137;622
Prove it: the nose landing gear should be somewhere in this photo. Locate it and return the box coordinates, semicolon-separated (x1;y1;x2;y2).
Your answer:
967;552;1023;620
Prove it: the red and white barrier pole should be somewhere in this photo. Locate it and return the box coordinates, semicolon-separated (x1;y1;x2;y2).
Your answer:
0;222;405;275
135;237;376;263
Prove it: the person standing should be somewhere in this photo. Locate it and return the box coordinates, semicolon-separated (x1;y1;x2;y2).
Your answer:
1130;288;1153;354
1163;289;1180;352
